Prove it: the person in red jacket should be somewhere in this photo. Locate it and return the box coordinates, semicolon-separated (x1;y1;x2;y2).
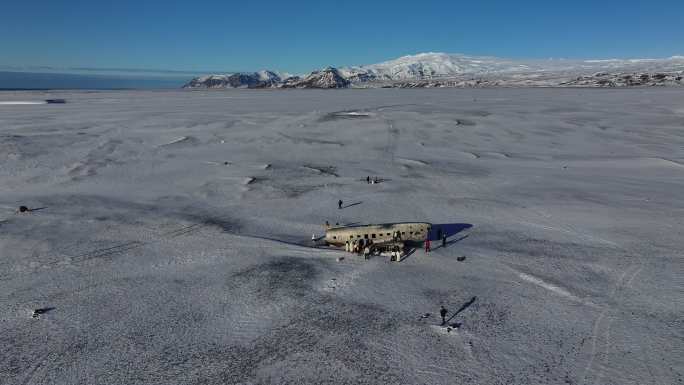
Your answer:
425;234;431;253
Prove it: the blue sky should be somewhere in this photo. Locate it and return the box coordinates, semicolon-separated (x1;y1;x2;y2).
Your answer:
2;0;683;75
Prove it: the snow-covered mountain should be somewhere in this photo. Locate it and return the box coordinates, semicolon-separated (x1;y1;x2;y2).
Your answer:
340;53;531;80
183;70;286;89
281;67;350;89
183;53;684;89
341;52;684;81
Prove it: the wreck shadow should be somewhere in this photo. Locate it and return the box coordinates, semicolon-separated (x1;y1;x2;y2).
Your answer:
446;234;469;246
430;223;473;241
433;234;469;250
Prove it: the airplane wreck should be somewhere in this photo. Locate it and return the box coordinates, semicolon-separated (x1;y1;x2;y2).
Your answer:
324;222;436;261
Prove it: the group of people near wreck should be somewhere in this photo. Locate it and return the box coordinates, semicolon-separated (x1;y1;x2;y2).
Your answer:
334;228;447;260
341;230;406;260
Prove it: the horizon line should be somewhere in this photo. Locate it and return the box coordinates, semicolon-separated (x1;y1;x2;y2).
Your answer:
3;52;683;78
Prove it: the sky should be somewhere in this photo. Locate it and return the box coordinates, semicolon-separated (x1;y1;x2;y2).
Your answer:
1;0;683;76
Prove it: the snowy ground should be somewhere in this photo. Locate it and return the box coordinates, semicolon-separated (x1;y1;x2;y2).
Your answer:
1;89;683;385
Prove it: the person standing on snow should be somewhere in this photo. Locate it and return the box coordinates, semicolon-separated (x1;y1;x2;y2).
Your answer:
338;199;343;209
440;306;448;325
425;234;431;253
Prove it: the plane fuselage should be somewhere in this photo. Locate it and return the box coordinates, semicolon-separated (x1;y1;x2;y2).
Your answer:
324;222;431;247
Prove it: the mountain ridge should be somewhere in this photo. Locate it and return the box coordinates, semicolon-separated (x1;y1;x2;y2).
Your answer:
183;53;684;89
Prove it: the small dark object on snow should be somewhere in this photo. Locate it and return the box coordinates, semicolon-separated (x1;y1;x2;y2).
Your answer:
420;313;431;319
19;206;29;213
224;161;229;165
45;99;66;104
31;307;55;318
457;256;466;262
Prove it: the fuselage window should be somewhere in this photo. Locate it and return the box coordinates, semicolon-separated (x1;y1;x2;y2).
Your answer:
333;236;337;239
364;234;368;239
372;234;376;238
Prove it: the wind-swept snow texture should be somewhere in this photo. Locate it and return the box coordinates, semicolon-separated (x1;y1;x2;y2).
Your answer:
1;89;683;385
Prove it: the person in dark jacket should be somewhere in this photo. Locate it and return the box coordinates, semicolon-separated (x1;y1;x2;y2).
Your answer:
440;306;448;325
338;199;343;209
442;233;447;248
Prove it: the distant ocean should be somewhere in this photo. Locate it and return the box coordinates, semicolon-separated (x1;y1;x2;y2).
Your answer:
0;71;187;90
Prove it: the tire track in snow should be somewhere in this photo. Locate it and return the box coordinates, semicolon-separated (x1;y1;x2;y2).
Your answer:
518;220;619;248
379;114;399;166
595;261;646;385
522;206;622;248
368;337;466;384
594;263;643;385
19;349;52;385
581;262;643;385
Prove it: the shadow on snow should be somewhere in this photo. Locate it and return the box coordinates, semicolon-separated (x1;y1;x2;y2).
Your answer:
429;223;473;241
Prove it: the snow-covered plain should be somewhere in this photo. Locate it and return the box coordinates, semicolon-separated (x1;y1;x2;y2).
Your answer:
1;89;683;385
